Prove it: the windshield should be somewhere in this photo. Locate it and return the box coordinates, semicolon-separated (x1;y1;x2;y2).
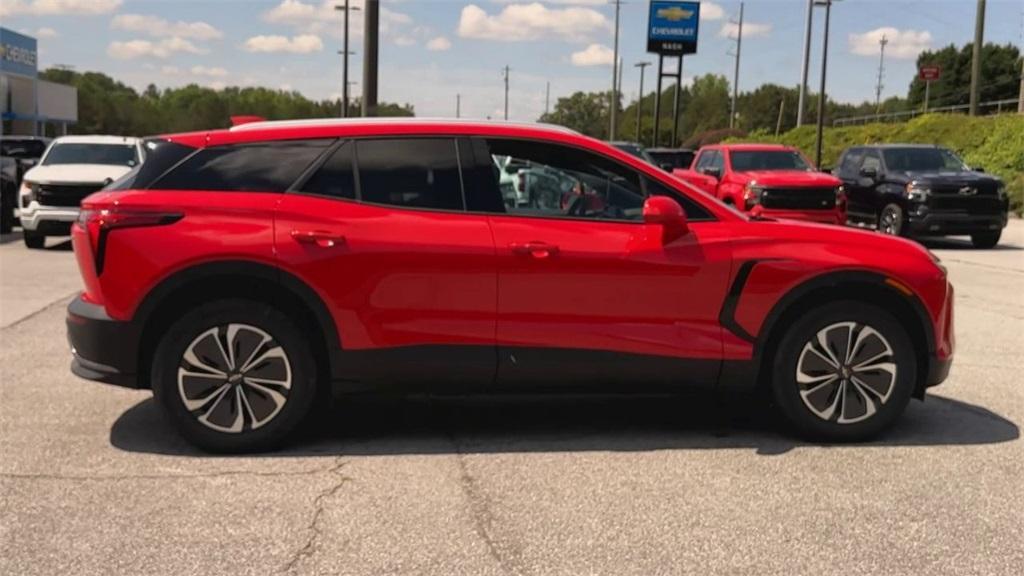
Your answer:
882;148;968;172
730;150;811;172
43;143;138;167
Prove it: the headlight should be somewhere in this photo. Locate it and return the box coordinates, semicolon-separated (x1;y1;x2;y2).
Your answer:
743;181;764;210
996;182;1007;201
906;182;930;201
18;180;36;205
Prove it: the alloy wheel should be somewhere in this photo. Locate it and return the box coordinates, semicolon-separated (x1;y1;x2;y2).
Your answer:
795;321;897;424
879;206;901;235
177;324;292;433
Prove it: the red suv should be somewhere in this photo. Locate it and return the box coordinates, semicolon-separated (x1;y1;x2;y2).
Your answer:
67;120;953;452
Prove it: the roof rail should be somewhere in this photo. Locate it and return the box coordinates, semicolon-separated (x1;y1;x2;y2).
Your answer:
228;117;581;135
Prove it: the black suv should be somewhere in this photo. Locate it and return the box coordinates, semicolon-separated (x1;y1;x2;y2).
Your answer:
1;136;51;234
835;145;1009;248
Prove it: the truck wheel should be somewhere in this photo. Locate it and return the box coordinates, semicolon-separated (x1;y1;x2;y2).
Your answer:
151;299;321;453
0;184;13;234
878;204;904;236
771;301;916;442
23;230;45;249
970;230;1001;249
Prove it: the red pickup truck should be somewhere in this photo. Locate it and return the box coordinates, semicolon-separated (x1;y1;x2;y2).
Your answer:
673;144;846;225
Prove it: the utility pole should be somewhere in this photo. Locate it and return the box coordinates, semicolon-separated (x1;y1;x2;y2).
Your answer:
545;81;550;116
502;65;510;120
729;2;744;129
775;98;786;136
456;94;461;119
1019;55;1024;114
969;0;986;116
814;0;836;170
874;34;888;116
362;0;379;117
635;61;651;145
335;2;359;118
610;0;622;140
797;0;814;126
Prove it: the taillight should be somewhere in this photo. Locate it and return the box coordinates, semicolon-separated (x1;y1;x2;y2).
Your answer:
78;208;183;275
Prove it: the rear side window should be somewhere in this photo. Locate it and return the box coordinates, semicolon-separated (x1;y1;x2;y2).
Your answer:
300;141;355;199
107;139;194;191
355;138;463;210
151;139;331;192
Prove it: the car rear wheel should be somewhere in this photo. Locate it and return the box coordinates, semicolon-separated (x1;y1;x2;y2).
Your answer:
970;230;1001;249
878;203;904;236
151;299;320;453
771;301;916;442
23;230;45;249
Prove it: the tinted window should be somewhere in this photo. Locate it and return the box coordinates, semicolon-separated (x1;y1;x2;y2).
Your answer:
1;139;47;158
838;148;864;178
882;147;967;172
300;141;355;199
152;140;331;192
356;138;463;210
730;150;810;172
484;139;645;221
108;139;195;191
43;143;138;167
860;149;882;173
644;176;714;221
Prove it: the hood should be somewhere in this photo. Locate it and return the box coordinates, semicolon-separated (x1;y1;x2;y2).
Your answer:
22;164;133;185
738;170;841;188
887;170;1002;186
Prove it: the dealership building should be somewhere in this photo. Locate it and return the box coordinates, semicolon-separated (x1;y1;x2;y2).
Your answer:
0;27;77;136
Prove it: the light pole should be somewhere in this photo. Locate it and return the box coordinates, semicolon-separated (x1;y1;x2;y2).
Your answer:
362;0;379;117
502;65;510;120
634;62;652;144
335;2;360;118
609;0;622;140
729;2;744;129
797;0;814;127
814;0;838;170
969;0;986;116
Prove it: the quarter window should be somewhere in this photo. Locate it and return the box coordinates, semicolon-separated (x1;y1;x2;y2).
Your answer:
355;138;463;210
151;140;331;192
300;141;356;199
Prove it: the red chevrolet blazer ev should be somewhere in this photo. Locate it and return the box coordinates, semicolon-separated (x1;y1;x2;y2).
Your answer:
66;119;954;452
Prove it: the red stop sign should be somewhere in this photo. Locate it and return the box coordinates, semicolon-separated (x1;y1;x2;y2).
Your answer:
919;66;941;81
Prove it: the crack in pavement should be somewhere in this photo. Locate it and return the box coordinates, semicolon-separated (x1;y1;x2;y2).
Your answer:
0;290;79;330
279;457;350;575
0;464;344;482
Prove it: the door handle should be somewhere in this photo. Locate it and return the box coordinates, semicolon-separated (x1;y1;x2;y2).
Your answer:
509;241;559;259
290;229;346;248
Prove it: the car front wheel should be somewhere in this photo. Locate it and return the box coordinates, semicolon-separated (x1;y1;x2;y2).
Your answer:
23;230;45;249
878;203;905;236
771;301;916;442
151;299;320;452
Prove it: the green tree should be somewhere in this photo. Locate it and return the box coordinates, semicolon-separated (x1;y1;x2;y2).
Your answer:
539;91;612;139
908;43;1021;109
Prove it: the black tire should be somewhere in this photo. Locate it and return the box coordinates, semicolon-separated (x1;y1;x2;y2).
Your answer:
151;299;321;453
23;230;45;249
970;230;1001;249
771;301;916;442
0;185;13;234
877;203;905;236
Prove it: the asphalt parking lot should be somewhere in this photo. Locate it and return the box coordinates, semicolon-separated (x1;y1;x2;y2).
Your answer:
1;222;1022;576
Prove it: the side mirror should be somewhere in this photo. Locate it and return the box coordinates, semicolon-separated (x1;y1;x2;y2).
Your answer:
643;195;689;244
859;166;878;179
701;167;722;180
973;166;985;173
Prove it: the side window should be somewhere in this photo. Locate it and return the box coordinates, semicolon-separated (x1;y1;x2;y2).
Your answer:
694;151;712;171
838;148;864;178
108;139;196;191
300;141;355;199
707;151;724;171
151;139;331;192
483;139;645;221
355;138;463;210
644;176;714;221
860;149;882;173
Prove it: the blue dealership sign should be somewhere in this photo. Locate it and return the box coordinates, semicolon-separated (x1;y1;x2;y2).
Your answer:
0;27;38;78
647;1;700;55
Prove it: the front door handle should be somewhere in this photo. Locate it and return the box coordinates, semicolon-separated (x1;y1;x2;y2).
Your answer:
291;229;346;248
509;241;559;259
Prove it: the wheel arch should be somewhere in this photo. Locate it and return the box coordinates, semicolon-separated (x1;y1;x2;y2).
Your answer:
133;260;341;389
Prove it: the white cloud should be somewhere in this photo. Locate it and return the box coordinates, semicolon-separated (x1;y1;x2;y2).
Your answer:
160;65;180;75
426;36;452;51
701;2;725;21
570;43;613;67
33;27;59;38
191;65;228;77
243;34;324;54
262;0;413;41
207;81;227;91
0;0;121;17
280;83;294;92
111;14;223;40
719;21;772;39
107;37;206;60
458;3;610;42
849;27;932;59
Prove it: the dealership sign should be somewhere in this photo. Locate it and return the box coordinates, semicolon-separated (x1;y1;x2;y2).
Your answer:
918;65;941;82
647;1;700;55
0;27;38;78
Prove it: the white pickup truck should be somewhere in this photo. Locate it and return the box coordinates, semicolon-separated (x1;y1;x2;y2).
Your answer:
17;135;143;248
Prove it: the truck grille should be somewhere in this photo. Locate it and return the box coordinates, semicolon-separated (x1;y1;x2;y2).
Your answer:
760;187;836;210
928;183;1002;214
36;183;105;208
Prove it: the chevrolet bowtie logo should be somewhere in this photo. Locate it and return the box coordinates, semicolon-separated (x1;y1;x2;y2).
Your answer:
657;6;694;21
958;186;977;196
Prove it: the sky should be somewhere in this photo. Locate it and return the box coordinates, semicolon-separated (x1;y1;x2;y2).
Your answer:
2;0;1022;121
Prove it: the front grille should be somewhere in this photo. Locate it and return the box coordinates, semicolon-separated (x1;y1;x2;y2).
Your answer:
928;183;1002;215
36;183;105;208
760;187;836;210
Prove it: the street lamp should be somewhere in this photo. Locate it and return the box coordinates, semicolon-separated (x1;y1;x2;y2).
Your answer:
813;0;839;170
335;2;360;118
634;62;652;145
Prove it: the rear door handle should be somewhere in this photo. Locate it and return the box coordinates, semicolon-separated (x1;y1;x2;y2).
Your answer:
509;241;559;259
290;229;346;248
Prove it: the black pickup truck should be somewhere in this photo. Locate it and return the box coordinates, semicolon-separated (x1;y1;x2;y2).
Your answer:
1;136;51;234
835;144;1009;248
